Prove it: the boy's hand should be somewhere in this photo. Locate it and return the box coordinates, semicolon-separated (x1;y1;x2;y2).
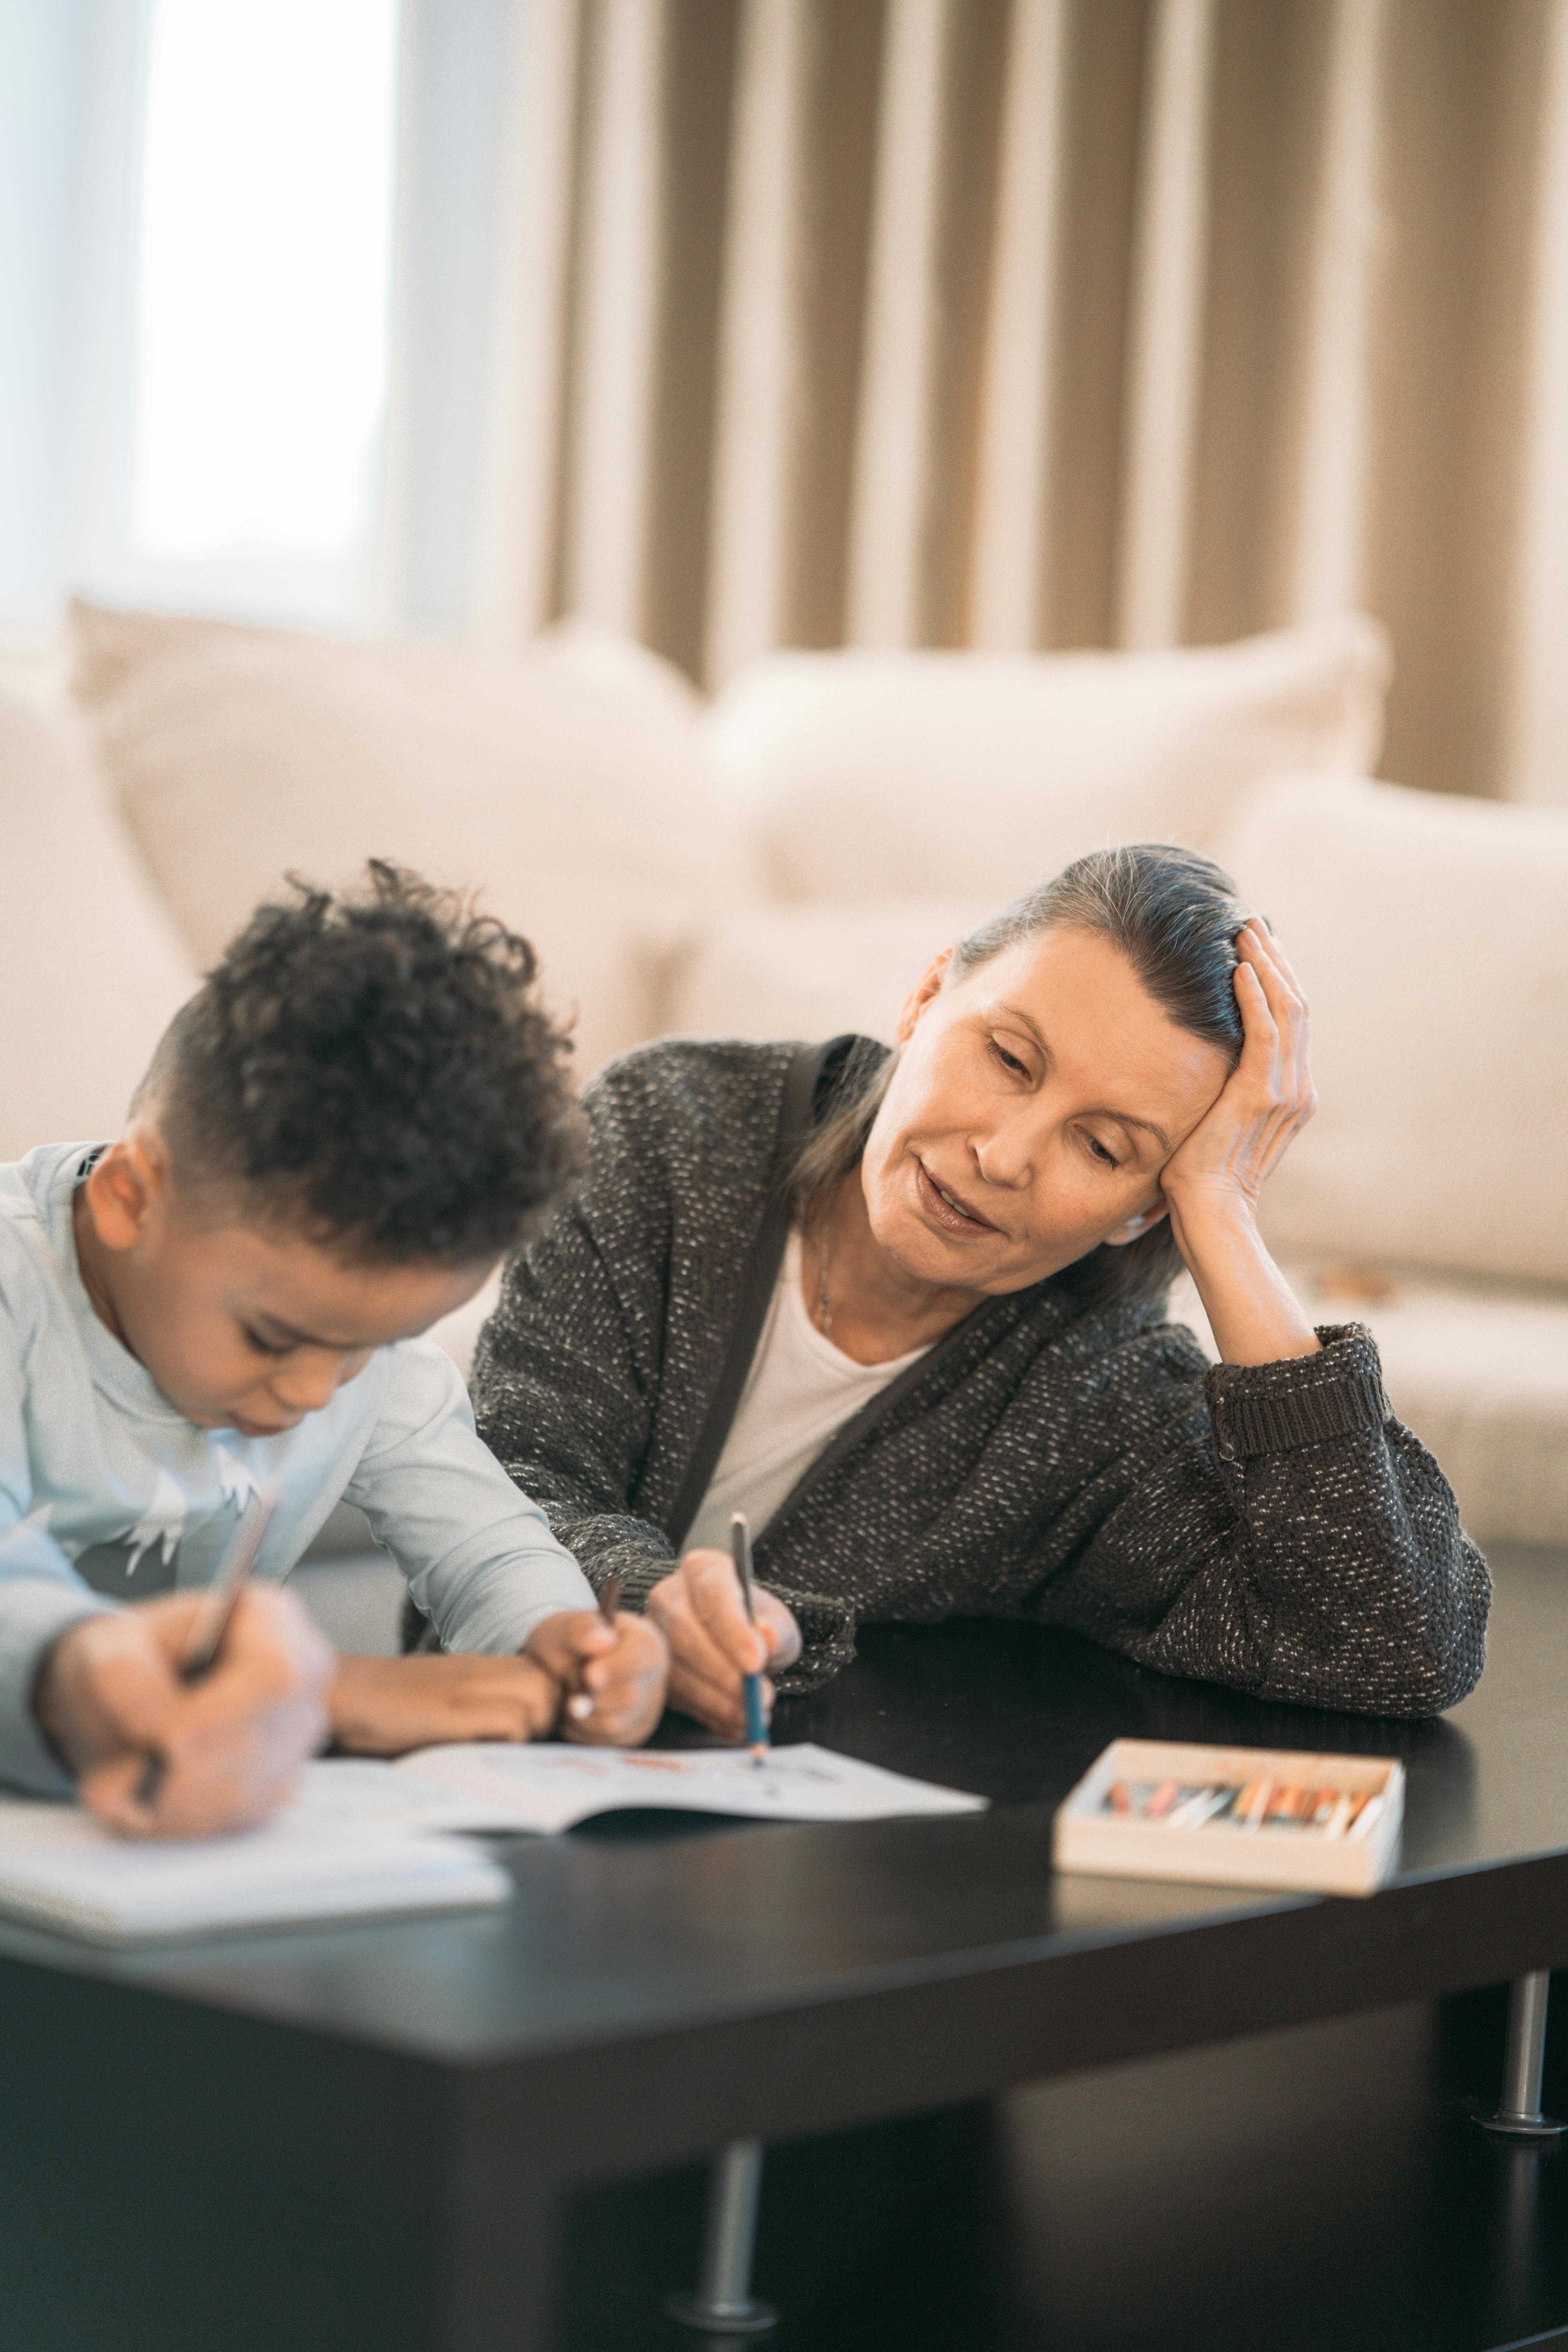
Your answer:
34;1587;332;1840
524;1607;669;1746
328;1652;563;1754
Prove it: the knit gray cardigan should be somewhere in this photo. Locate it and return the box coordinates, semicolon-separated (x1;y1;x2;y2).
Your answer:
471;1038;1490;1717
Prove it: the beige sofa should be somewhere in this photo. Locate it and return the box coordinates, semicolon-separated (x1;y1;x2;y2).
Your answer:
3;601;1563;1555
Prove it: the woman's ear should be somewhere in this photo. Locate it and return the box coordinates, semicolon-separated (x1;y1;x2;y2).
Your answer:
894;947;956;1045
1104;1200;1170;1249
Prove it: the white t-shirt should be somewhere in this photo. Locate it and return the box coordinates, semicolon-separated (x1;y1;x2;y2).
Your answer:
686;1231;929;1553
0;1143;593;1795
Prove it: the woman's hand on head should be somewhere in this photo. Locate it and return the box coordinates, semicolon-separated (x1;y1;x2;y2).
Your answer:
1154;920;1322;1364
645;1548;803;1741
1159;919;1316;1247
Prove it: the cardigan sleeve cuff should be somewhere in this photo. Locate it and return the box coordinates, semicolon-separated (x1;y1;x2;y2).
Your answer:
761;1584;859;1695
1203;1324;1390;1461
593;1541;678;1612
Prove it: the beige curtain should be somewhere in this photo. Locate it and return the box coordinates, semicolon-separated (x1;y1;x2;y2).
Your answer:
473;0;1568;805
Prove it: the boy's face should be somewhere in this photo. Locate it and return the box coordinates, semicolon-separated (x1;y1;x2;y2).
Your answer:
74;1132;493;1436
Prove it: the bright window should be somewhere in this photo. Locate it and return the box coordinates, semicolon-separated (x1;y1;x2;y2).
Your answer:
130;0;399;569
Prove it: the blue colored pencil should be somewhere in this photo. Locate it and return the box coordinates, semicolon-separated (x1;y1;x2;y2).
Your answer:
730;1512;769;1764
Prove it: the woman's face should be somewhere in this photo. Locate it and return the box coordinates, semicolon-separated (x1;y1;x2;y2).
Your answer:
860;925;1233;1297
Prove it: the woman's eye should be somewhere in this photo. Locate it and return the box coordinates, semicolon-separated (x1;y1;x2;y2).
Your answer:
1085;1133;1120;1169
989;1040;1028;1078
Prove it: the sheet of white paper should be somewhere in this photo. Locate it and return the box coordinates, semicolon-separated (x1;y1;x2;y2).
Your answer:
287;1757;528;1835
0;1794;510;1944
295;1741;987;1837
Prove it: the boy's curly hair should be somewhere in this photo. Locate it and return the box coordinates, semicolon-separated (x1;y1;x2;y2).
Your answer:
139;863;584;1262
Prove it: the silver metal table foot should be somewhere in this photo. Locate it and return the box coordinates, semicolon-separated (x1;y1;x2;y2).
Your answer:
665;2137;779;2334
1475;1971;1567;2141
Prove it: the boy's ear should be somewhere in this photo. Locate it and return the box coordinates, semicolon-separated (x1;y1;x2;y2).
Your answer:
84;1132;169;1252
894;947;956;1045
1104;1200;1169;1249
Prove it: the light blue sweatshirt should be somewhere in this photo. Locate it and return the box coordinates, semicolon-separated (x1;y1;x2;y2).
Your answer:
0;1143;594;1795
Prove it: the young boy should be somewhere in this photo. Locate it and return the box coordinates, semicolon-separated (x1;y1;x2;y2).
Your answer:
0;864;667;1837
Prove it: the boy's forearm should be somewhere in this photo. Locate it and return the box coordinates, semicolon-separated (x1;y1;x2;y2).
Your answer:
327;1651;564;1754
487;1489;678;1606
406;1536;594;1659
348;1345;599;1656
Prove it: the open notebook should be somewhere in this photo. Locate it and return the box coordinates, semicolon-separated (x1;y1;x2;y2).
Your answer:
0;1743;985;1945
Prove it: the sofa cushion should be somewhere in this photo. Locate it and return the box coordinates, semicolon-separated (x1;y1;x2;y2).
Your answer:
70;603;744;1080
0;688;196;1160
1216;773;1568;1287
665;897;993;1046
1169;1268;1568;1550
702;613;1389;904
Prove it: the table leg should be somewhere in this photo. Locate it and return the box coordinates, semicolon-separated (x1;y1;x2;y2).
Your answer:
1474;1972;1567;2141
665;2138;780;2335
440;2180;556;2352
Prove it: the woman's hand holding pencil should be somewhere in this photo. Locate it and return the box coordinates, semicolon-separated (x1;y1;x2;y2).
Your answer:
644;1542;802;1743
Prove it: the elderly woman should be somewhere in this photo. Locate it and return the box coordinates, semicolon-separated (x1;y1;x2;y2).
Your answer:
467;846;1488;1738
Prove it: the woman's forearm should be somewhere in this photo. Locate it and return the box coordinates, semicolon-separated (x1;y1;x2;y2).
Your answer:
1168;1198;1320;1365
1039;1326;1489;1717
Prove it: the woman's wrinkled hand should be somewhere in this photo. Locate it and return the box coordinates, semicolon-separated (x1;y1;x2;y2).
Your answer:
645;1548;803;1740
1160;918;1316;1244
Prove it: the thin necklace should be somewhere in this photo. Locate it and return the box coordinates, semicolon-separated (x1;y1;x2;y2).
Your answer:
813;1223;834;1341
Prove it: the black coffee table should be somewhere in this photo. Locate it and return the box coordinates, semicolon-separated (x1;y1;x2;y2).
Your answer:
2;1543;1565;2352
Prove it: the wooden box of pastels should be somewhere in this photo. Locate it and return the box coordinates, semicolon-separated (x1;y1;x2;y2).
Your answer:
1053;1739;1405;1897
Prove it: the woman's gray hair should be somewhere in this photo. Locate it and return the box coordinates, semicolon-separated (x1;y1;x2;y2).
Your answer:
790;842;1251;1311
